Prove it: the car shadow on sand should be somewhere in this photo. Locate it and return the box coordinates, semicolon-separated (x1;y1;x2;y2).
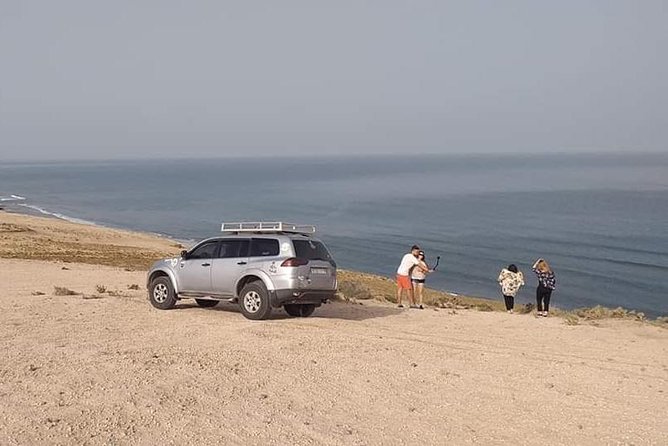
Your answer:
172;300;402;321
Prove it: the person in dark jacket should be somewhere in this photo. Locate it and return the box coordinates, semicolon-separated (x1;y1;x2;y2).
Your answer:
532;258;556;317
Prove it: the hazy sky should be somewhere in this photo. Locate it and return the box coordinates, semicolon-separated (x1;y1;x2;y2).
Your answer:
1;1;666;161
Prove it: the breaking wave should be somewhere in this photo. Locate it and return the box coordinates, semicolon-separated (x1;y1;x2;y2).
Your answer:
17;203;97;226
0;194;26;202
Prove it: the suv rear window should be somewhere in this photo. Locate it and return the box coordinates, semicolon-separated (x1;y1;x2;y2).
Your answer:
250;238;279;257
292;240;332;261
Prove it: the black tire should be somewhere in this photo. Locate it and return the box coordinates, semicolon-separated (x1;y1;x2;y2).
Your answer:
238;281;272;320
148;276;177;310
195;299;219;308
284;304;316;318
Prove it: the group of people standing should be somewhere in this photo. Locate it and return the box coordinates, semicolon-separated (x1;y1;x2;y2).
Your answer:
497;258;556;316
396;245;557;316
395;245;432;309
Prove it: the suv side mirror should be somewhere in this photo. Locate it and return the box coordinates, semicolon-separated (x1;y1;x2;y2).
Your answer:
180;250;188;259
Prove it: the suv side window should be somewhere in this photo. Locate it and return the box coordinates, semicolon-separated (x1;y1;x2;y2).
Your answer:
250;238;279;257
189;241;219;259
218;239;250;258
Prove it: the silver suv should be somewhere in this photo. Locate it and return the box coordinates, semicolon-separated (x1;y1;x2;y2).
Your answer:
146;222;337;320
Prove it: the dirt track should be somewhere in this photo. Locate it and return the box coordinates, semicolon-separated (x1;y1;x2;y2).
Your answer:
2;257;667;445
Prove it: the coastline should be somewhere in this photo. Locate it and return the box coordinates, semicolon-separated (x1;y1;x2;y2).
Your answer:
0;209;571;317
1;208;663;321
3;155;667;317
1;210;667;444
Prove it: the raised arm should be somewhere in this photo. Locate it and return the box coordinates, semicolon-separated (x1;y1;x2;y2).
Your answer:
532;258;543;273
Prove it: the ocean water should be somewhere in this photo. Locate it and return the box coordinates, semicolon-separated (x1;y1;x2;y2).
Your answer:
1;153;667;317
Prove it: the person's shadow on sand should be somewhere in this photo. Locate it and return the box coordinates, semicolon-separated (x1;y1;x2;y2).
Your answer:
173;300;401;321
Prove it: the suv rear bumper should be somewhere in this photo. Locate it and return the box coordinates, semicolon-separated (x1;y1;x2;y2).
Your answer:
270;289;336;307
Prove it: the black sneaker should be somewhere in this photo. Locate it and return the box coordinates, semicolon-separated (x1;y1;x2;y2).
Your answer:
398;304;404;308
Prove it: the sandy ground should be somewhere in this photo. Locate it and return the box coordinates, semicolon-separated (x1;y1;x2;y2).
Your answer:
0;211;180;269
1;213;667;445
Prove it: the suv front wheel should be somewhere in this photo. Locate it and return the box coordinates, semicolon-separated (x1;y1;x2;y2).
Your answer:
149;276;177;310
239;281;272;320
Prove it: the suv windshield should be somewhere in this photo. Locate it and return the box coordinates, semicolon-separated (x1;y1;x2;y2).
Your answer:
292;240;333;262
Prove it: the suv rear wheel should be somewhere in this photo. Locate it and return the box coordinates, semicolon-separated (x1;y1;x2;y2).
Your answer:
149;276;177;310
284;304;316;317
239;282;272;320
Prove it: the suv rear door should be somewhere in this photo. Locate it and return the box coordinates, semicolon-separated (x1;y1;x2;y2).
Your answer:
211;238;250;296
292;239;336;290
247;236;281;272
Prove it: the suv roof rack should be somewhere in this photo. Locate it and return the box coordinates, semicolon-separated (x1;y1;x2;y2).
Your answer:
221;221;316;235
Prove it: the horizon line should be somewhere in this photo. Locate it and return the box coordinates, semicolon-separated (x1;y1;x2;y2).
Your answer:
1;148;666;165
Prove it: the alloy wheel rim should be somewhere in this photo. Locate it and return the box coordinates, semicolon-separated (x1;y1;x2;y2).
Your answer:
243;291;261;313
154;283;168;303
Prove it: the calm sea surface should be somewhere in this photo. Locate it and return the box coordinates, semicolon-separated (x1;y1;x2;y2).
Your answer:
1;153;667;317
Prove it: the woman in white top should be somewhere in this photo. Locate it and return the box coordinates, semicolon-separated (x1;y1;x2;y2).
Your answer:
497;264;524;313
410;251;431;309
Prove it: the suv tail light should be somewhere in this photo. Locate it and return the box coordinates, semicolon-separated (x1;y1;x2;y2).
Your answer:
281;257;309;267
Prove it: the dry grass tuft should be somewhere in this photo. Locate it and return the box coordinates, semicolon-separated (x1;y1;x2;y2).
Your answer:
127;284;140;290
0;223;33;233
517;303;535;314
654;317;668;329
574;305;645;321
95;284;107;294
82;294;106;300
563;313;580;326
474;303;495;312
552;305;655;326
53;286;79;296
337;280;374;301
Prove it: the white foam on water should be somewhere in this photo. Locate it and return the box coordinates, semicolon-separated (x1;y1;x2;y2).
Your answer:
17;204;97;226
0;194;27;202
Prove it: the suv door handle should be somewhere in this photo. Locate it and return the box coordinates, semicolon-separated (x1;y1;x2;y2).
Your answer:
201;263;211;267
237;261;247;265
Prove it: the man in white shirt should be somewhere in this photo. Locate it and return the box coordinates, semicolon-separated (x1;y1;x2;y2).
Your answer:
396;245;428;308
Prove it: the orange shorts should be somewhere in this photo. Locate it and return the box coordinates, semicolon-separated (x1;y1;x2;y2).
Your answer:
396;274;412;290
